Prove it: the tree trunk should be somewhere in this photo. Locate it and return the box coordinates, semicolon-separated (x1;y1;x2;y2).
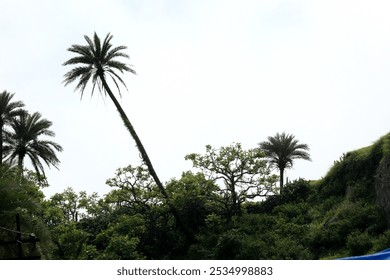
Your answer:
18;154;24;173
0;122;4;165
100;77;194;241
279;168;284;194
230;177;240;217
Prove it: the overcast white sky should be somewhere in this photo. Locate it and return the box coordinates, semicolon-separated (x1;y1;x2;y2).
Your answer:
1;0;390;198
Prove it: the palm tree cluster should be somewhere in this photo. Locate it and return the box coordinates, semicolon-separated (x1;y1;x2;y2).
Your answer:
0;90;63;177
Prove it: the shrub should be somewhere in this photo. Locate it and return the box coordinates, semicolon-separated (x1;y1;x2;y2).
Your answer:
272;238;313;259
215;229;244;259
372;230;390;252
272;202;311;224
346;231;372;256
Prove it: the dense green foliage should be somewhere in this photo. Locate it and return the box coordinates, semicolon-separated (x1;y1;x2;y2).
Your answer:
0;167;51;259
3;37;390;259
0;91;62;259
2;131;390;259
185;143;278;219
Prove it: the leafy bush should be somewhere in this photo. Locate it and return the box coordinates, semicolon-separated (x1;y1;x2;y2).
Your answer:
238;235;270;259
308;201;386;258
252;179;311;214
372;230;390;252
215;229;244;259
272;202;311;224
103;235;143;259
272;238;313;259
346;231;372;256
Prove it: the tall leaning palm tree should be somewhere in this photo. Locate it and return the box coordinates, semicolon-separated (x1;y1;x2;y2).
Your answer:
0;91;25;164
4;110;63;177
62;32;193;240
259;132;311;194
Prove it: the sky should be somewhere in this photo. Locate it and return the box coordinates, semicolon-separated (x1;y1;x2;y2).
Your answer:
1;0;390;198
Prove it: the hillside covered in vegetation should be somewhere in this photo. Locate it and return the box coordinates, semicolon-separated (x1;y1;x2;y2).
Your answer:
4;31;387;260
238;132;390;259
2;130;390;259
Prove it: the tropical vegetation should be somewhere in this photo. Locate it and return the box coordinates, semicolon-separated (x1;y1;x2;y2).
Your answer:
259;132;311;193
4;110;63;177
1;32;390;260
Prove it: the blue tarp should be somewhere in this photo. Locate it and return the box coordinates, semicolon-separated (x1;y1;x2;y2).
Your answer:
340;248;390;260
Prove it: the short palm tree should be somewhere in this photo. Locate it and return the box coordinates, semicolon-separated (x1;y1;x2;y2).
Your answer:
0;91;25;164
62;32;193;240
4;110;63;177
259;132;311;193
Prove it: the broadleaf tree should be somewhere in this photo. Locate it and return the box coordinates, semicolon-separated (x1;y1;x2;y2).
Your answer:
185;143;277;219
106;164;162;212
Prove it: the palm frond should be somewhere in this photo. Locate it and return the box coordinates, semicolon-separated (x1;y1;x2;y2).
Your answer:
65;45;93;62
63;56;93;66
100;32;113;59
84;35;97;58
106;59;135;74
93;32;102;59
91;73;101;97
75;69;94;98
107;69;129;97
106;46;130;61
27;151;45;176
63;66;93;86
0;91;25;121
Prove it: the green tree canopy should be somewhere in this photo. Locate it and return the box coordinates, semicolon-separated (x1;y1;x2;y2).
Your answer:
185;143;277;218
106;164;162;213
0;165;50;259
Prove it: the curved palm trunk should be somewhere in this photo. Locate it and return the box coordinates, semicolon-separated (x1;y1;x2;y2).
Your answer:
100;77;194;241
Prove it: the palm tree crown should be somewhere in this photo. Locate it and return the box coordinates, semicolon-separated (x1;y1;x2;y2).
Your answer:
259;132;311;193
4;110;63;177
63;32;136;98
0;91;25;164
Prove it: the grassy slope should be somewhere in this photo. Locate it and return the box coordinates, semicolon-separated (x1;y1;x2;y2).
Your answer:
294;132;390;259
190;133;390;259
